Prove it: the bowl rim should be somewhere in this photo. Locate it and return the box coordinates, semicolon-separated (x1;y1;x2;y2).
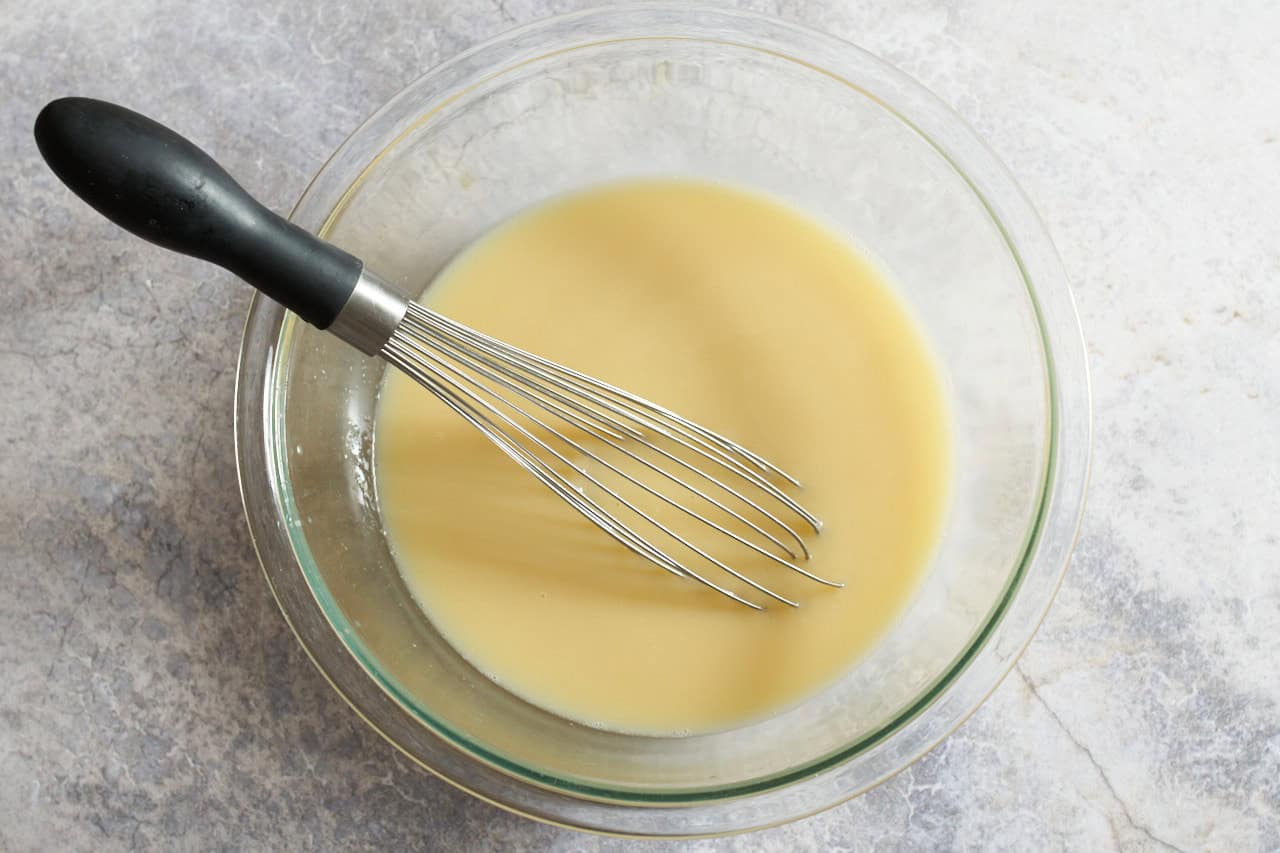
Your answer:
234;3;1092;836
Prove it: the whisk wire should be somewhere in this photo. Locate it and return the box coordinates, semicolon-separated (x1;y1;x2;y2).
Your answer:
392;335;816;604
383;305;841;608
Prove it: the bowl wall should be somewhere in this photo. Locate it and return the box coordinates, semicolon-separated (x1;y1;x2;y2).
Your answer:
236;5;1089;835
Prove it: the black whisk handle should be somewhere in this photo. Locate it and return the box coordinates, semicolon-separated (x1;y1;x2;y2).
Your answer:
34;96;361;329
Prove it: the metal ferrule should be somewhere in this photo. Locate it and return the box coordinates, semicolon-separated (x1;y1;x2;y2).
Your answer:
327;268;410;356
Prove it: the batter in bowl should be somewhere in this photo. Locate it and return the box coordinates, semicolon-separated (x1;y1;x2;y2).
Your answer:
374;180;950;735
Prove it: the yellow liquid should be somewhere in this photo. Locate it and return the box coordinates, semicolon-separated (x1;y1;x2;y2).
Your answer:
375;180;950;735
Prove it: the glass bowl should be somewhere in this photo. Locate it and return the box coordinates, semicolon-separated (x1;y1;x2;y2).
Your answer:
234;5;1090;836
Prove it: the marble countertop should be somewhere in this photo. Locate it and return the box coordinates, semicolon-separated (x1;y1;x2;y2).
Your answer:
3;1;1277;849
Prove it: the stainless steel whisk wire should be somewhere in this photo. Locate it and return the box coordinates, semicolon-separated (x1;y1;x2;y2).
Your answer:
383;301;839;609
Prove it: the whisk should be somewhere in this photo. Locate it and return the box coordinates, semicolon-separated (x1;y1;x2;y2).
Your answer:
35;97;838;609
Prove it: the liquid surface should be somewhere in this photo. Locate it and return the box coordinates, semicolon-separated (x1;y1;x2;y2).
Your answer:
375;180;950;735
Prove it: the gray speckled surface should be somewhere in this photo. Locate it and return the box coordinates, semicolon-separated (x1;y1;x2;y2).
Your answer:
2;0;1277;849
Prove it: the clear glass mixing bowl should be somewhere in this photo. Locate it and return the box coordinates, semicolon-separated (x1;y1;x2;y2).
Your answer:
234;5;1090;836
